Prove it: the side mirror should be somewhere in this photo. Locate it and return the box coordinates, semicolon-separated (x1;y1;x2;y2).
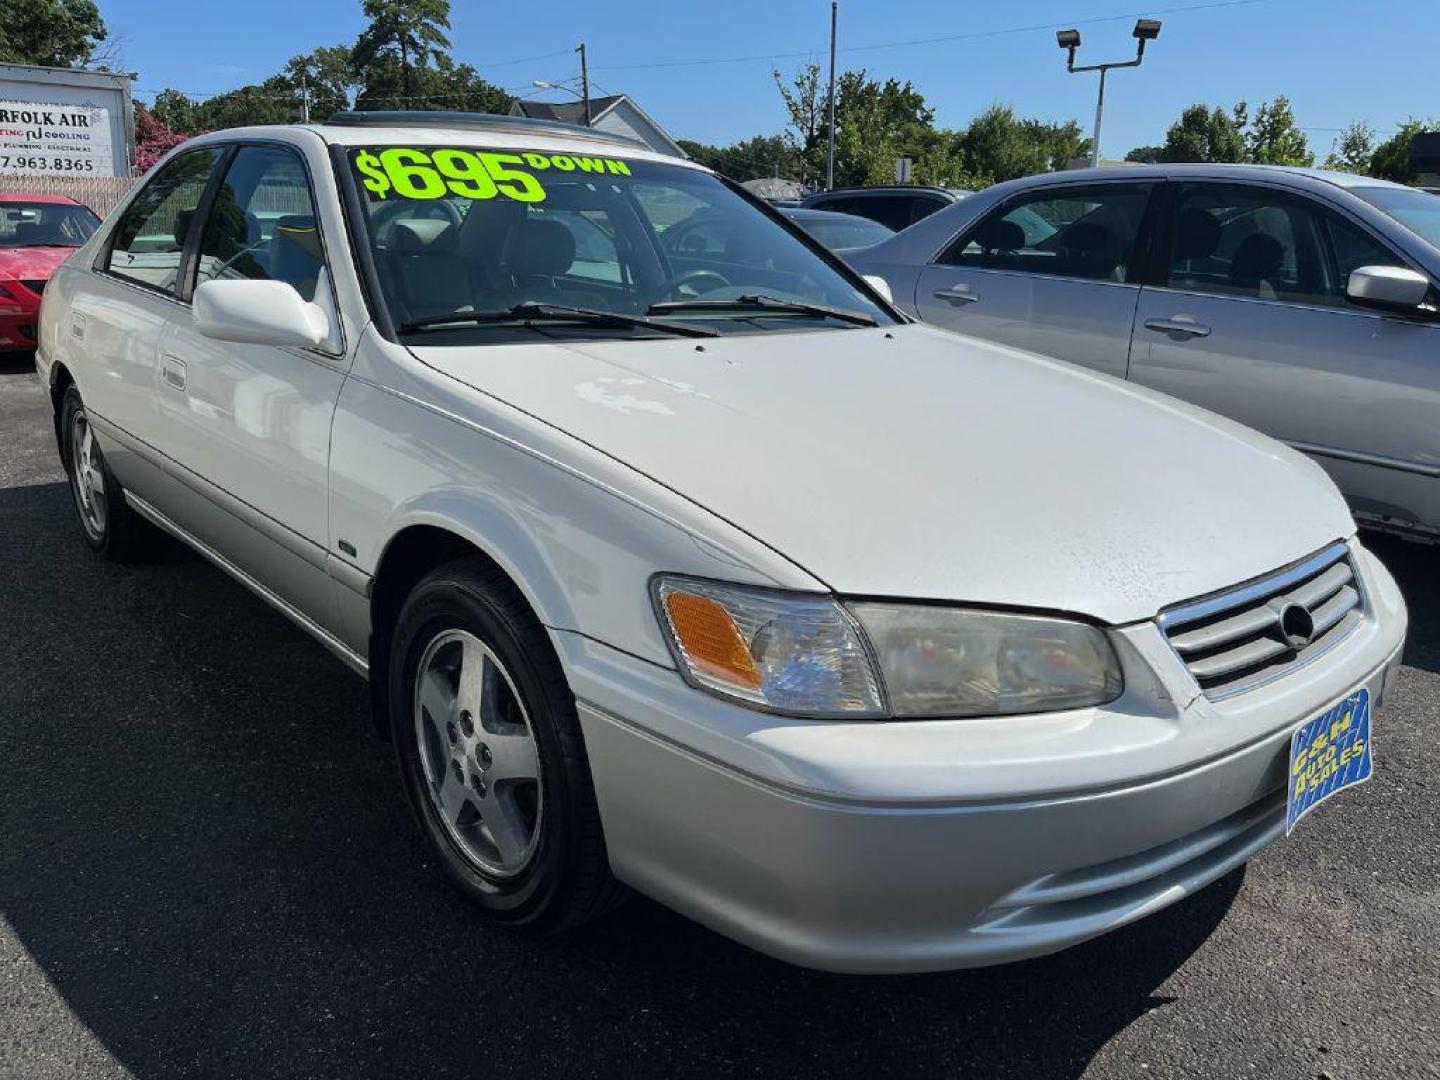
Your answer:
1346;265;1432;314
862;274;894;304
193;278;332;348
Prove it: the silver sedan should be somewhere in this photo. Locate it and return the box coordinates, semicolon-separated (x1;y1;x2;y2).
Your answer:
849;164;1440;542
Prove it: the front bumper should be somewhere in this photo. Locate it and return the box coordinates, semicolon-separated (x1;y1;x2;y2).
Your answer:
560;542;1407;973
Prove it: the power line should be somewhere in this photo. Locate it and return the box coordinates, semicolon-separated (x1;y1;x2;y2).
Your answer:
592;0;1269;72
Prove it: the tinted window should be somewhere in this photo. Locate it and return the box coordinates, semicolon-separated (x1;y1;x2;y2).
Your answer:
1166;184;1406;309
1324;211;1407;290
1352;186;1440;250
196;145;324;301
941;184;1152;283
902;195;947;226
105;148;222;294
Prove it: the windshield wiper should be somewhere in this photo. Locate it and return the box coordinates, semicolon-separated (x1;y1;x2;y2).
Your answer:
647;293;878;327
399;301;718;338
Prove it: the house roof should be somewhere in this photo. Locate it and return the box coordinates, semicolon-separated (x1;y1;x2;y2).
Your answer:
511;95;626;126
509;93;685;157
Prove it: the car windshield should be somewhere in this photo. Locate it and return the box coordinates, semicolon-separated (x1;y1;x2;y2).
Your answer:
0;201;100;248
1352;186;1440;251
347;145;893;342
793;213;895;251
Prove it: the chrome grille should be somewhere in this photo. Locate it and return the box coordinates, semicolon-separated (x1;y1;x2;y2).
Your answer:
1159;541;1363;699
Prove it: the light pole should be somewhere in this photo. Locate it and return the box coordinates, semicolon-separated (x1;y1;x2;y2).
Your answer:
1057;19;1161;168
826;1;837;191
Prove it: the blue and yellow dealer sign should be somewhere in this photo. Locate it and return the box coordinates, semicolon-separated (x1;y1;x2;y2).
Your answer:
1287;687;1372;834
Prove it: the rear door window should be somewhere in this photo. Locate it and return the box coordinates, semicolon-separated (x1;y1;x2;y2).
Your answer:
939;183;1153;283
104;148;223;295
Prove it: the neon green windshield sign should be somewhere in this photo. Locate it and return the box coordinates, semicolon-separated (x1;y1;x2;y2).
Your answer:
352;147;633;204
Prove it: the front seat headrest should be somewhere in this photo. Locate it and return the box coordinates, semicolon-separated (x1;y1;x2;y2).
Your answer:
393;220;458;255
1229;232;1285;285
980;218;1026;253
1174;208;1221;261
516;219;576;278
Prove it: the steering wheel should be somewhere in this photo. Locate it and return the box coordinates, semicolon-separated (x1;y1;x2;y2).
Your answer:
658;268;731;300
373;199;463;245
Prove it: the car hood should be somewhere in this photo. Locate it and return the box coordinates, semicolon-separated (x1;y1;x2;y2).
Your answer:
0;245;74;281
414;324;1354;623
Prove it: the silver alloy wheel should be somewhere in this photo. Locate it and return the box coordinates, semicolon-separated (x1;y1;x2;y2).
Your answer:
68;409;107;540
413;629;544;878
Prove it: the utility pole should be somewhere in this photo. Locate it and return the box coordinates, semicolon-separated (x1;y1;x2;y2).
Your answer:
299;69;310;124
577;42;592;126
826;2;837;190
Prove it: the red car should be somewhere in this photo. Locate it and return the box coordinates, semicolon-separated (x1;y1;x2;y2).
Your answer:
0;193;102;352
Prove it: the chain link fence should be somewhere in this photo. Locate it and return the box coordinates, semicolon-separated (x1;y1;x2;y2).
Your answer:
0;175;140;218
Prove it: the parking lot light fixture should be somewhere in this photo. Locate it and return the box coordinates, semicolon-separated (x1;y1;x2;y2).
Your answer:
1059;19;1162;167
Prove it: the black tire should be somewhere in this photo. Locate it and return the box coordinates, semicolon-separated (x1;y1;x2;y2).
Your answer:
389;557;627;932
59;386;153;562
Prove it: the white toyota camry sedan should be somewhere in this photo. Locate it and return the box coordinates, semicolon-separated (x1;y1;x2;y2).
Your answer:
36;112;1406;973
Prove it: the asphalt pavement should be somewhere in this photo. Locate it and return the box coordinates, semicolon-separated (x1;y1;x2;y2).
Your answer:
1;353;1436;1080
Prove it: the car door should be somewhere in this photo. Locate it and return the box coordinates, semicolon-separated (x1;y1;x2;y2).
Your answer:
150;142;350;628
913;182;1156;378
1129;180;1440;532
72;147;224;488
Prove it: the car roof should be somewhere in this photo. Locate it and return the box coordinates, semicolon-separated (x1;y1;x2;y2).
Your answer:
0;192;81;205
177;111;705;173
989;162;1414;197
807;185;957;198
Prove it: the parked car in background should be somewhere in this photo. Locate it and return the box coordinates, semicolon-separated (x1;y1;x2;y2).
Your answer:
850;164;1440;541
37;117;1407;973
801;185;969;231
0;193;100;351
779;206;895;252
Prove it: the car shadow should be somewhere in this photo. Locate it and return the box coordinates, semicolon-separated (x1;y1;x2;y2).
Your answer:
1;479;1393;1080
0;348;35;375
1362;532;1438;674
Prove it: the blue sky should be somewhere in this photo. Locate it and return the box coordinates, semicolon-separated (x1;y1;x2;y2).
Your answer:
108;0;1437;161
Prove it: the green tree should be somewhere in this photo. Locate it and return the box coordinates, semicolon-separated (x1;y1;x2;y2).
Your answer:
1322;120;1376;173
958;105;1083;185
1159;103;1247;163
1246;96;1314;166
288;45;361;118
0;0;108;68
149;87;201;134
1124;145;1163;164
677;135;798;182
1369;119;1439;184
774;62;827;184
351;0;451;101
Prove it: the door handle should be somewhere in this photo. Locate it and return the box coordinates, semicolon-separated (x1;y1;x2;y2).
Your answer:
160;354;187;392
1143;316;1211;338
932;285;979;305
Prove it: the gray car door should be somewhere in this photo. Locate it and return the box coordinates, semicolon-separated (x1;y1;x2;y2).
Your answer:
1129;180;1440;534
913;181;1155;378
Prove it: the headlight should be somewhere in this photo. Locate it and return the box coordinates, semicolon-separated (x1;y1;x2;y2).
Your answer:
852;603;1122;717
652;577;884;716
653;576;1122;718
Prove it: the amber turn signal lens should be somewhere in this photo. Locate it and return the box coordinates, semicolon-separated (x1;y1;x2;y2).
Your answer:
663;590;762;690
